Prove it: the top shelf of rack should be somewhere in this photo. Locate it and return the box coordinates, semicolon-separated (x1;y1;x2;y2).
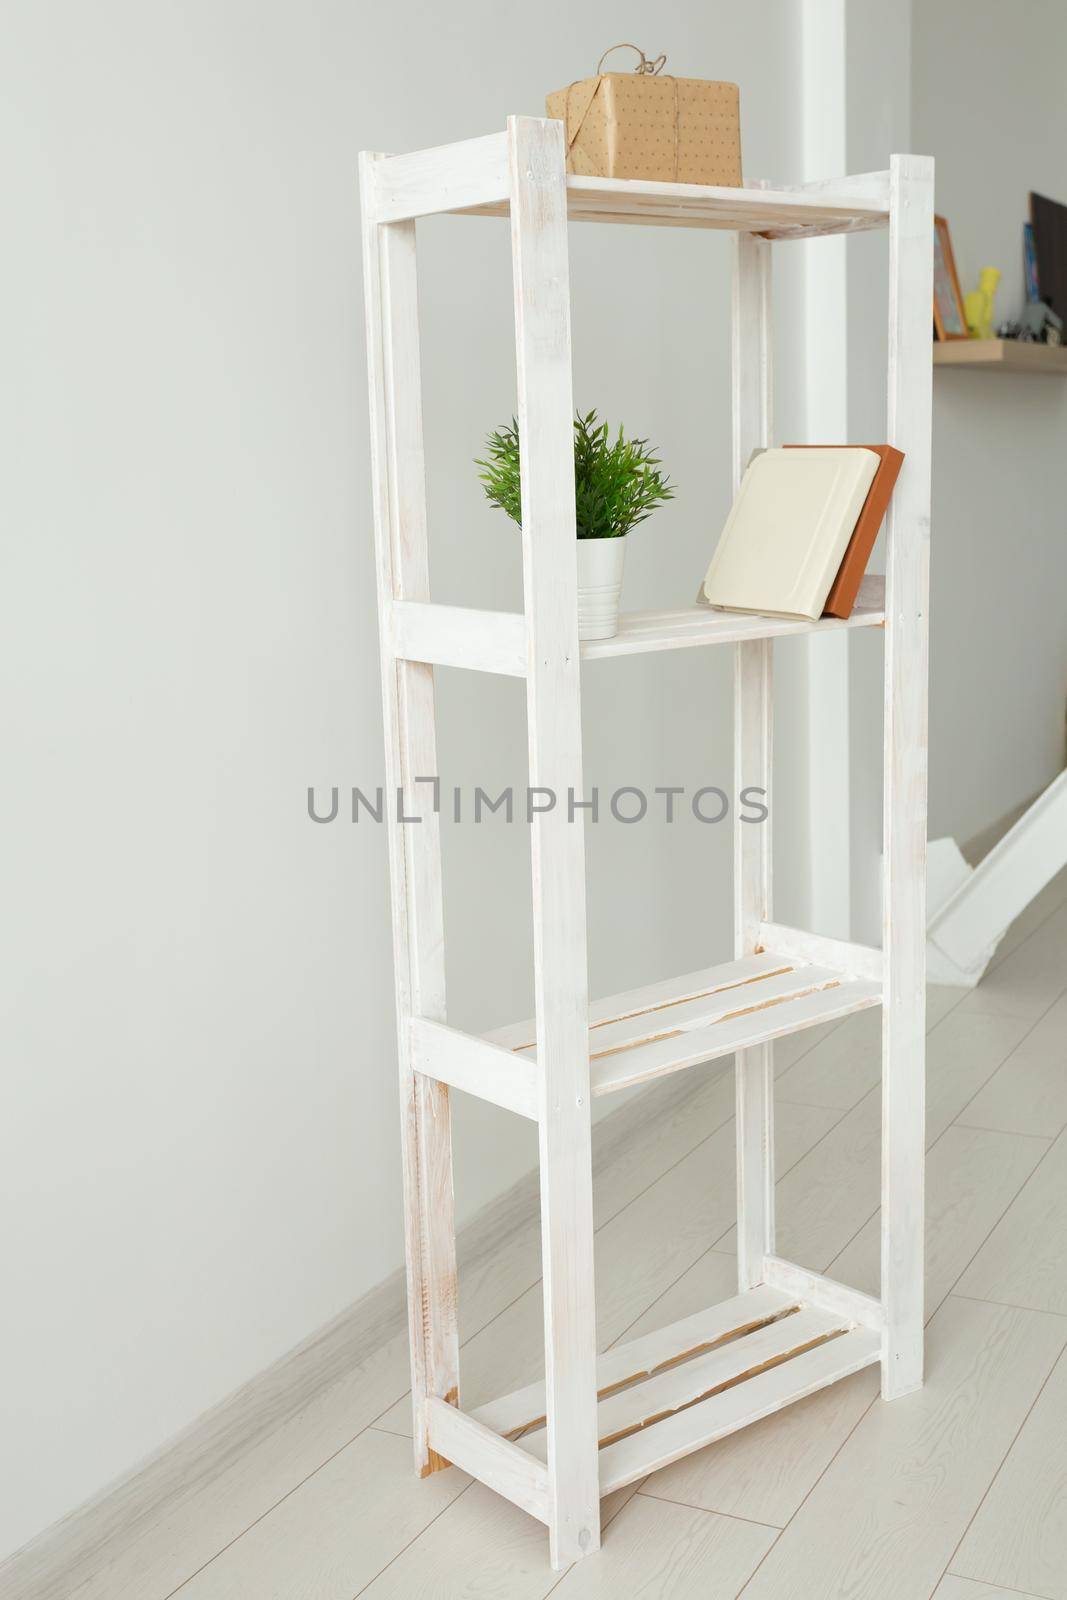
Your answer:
365;130;890;240
463;175;890;239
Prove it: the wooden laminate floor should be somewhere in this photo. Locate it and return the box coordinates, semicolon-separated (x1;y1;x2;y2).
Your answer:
73;871;1067;1600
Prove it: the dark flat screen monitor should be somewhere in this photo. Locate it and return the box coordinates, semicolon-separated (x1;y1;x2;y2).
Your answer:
1030;191;1067;322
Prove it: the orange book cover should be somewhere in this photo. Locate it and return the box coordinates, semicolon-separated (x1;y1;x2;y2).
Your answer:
785;444;905;618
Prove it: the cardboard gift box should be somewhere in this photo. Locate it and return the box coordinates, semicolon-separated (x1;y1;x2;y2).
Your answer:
546;45;742;187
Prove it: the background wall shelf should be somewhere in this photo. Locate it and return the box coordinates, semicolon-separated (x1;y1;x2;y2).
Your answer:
933;338;1067;373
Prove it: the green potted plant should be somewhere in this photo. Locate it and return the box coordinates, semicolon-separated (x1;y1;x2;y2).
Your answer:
476;410;674;641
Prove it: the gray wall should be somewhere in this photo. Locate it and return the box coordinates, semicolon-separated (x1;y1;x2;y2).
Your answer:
913;0;1067;847
845;0;912;943
842;0;1067;952
1;0;807;1557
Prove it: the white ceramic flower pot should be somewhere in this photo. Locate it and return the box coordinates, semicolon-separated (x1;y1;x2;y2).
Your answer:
576;536;627;641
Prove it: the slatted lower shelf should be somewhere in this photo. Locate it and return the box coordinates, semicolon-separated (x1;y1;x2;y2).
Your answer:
485;951;882;1097
473;1286;881;1497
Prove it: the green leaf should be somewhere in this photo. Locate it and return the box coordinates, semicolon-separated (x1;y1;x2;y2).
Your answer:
476;408;675;540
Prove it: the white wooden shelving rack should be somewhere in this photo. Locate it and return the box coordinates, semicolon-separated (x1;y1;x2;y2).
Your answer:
360;119;933;1570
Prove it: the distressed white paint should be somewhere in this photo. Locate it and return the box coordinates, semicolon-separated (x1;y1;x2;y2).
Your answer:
597;1327;881;1494
369;132;510;224
589;978;881;1096
360;167;460;1469
425;1399;549;1524
880;153;934;1397
472;1285;795;1439
580;577;885;659
485;953;794;1054
409;1018;540;1121
389;600;528;678
758;922;884;984
732;228;776;1294
521;1308;847;1462
454;174;887;233
507;115;600;1569
761;1254;885;1331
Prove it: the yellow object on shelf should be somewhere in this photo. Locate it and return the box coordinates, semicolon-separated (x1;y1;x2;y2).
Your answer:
964;267;1001;340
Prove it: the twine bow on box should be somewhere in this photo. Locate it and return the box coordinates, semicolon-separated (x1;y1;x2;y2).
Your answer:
563;43;682;182
597;42;668;76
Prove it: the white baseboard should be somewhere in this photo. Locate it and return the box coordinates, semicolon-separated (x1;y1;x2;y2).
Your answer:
0;1065;718;1600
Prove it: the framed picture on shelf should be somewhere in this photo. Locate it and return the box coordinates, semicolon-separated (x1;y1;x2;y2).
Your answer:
933;215;968;340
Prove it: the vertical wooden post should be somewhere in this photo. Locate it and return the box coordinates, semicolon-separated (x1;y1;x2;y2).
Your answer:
508;115;600;1569
882;153;934;1398
360;156;460;1472
732;231;775;1292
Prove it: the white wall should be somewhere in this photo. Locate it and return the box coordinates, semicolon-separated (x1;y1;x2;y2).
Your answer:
835;0;1067;946
845;0;913;943
912;0;1067;847
1;0;809;1558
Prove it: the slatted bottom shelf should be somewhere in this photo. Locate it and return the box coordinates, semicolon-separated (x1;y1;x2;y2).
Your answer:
485;951;882;1096
473;1286;881;1496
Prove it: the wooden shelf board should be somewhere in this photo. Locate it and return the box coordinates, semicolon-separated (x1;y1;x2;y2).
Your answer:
473;1284;881;1497
474;1284;796;1439
581;576;885;662
484;951;883;1099
459;174;889;239
596;1322;880;1494
389;579;885;678
933;338;1067;373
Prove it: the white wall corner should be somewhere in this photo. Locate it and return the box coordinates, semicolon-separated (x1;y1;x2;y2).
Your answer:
800;0;851;937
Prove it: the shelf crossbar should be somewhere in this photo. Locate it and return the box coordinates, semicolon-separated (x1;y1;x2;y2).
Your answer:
389;599;528;677
410;1017;540;1121
761;1256;886;1331
425;1397;550;1523
757;922;884;984
368;131;510;224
